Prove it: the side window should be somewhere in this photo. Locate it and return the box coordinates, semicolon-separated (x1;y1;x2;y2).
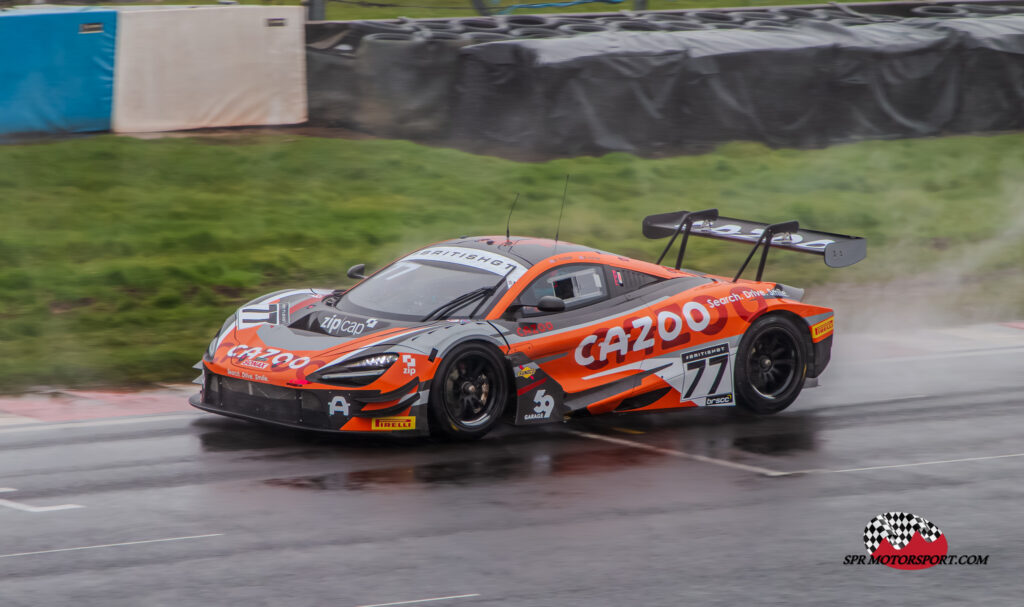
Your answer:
607;267;663;297
516;264;608;315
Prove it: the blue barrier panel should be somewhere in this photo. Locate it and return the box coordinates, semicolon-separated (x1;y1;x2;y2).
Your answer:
0;9;117;137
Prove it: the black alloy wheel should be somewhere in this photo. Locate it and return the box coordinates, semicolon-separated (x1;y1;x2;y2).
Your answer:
735;315;808;414
429;343;508;440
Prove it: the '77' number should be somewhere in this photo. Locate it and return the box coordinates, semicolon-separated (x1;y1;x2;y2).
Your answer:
683;355;729;399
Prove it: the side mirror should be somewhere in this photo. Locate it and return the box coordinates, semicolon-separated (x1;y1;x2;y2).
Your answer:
347;263;366;280
536;295;565;313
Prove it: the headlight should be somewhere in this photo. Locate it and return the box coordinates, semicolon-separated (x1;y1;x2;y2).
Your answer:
205;315;236;360
316;353;399;386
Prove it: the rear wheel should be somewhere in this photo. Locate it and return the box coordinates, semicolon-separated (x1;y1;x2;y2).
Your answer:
428;343;508;440
735;315;808;415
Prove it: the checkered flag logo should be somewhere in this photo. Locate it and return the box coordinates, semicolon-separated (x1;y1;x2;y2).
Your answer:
863;512;943;554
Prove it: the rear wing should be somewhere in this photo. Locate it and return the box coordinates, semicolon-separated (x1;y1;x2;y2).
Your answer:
643;209;866;281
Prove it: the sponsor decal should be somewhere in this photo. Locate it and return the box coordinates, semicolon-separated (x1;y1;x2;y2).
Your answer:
402;354;417;376
811;316;835;340
842;512;990;569
327;396;351;417
239;359;270;370
683;343;729;363
516;321;554;337
319;314;366;336
366;318;379;328
225;344;312;370
226;369;269;382
239;302;290;326
401;246;527;285
679;343;732;404
694;222;836;252
516;365;536;380
370;416;416;431
574;302;713;367
705;288;786;309
524;389;555;420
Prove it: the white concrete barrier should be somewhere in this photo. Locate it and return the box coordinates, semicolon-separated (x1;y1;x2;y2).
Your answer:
113;6;307;133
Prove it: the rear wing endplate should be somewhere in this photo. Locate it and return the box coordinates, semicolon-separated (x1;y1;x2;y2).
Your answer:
643;209;866;281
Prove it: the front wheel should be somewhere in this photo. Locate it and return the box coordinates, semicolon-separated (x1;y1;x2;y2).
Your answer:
428;343;509;440
734;315;809;415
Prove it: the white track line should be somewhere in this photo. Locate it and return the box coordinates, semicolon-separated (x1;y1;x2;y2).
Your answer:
356;594;481;607
565;430;791;477
0;533;223;559
0;415;38;427
0;413;200;435
0;499;82;513
847;345;1024;365
800;452;1024;474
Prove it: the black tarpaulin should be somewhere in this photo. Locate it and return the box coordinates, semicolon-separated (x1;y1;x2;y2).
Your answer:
453;17;1024;155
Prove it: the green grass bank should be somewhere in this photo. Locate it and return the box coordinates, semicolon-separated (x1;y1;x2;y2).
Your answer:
1;132;1022;391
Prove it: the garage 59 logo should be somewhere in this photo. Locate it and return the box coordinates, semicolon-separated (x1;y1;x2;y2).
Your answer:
842;512;989;570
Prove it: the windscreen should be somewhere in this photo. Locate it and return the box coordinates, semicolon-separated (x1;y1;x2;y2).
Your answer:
336;259;505;321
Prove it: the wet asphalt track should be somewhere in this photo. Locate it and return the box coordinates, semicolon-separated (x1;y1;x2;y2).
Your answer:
1;324;1023;606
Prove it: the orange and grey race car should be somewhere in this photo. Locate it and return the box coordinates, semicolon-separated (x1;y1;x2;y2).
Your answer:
190;209;865;439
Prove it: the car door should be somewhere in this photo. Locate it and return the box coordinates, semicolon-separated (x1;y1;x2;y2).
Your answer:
491;263;657;422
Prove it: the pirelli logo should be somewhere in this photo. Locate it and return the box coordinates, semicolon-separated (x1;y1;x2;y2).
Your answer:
371;416;416;431
811;317;835;340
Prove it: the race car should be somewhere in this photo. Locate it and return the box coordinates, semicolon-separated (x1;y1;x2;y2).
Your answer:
190;209;865;439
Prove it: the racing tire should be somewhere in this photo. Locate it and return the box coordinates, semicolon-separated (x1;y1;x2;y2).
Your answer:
734;315;809;415
428;343;509;440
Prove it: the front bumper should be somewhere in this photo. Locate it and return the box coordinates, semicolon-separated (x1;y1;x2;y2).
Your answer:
190;371;429;436
808;335;832;379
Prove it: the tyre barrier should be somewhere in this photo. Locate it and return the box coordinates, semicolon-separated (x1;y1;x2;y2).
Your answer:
351;32;469;138
556;17;600;25
743;20;795;30
608;20;662;31
641;13;702;24
830;18;875;26
690;11;739;23
415;21;466;34
509;27;565;38
461;31;513;42
504;15;560;29
413;30;465;41
557;23;609;35
349;20;417;35
811;8;854;20
657;21;712;31
953;3;1022;13
308;7;1024;154
307;4;1024;55
731;11;790;22
771;8;818;19
459;18;509;33
910;5;970;17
